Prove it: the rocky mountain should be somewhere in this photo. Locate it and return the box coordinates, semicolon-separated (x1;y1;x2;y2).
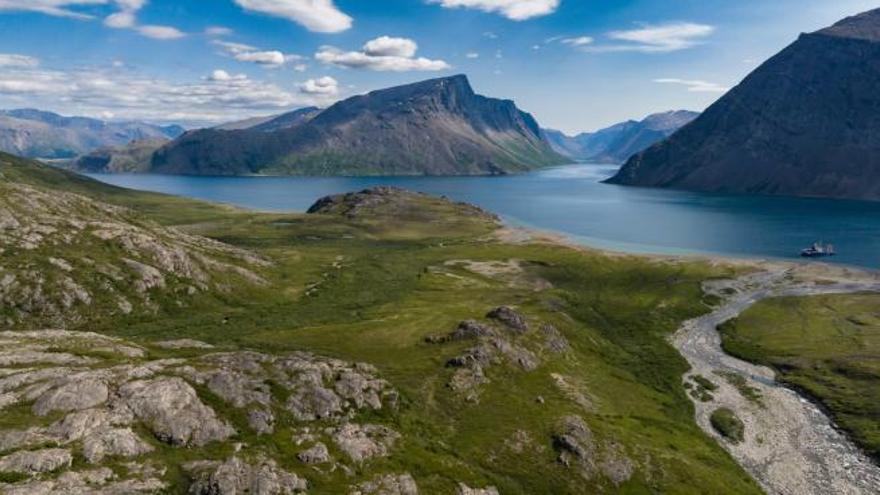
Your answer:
71;138;169;173
148;75;565;176
0;109;184;159
214;107;321;132
544;110;698;164
606;8;880;201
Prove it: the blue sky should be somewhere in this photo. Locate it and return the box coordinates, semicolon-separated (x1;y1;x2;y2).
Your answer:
0;0;875;133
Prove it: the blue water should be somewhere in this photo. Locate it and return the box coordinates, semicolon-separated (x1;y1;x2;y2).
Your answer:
87;165;880;269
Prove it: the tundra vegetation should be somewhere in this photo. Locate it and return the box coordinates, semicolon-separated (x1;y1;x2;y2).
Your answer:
0;151;762;493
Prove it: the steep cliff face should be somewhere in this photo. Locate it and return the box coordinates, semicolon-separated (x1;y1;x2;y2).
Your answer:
606;9;880;201
151;75;565;176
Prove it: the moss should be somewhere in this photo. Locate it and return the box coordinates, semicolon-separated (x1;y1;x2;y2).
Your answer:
710;408;745;443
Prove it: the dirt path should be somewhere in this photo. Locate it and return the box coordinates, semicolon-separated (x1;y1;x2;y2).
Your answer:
673;269;880;494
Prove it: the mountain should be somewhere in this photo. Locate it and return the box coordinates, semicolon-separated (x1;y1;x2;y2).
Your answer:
149;75;566;176
0;109;184;159
71;138;170;173
213;107;321;132
544;110;699;164
606;8;880;201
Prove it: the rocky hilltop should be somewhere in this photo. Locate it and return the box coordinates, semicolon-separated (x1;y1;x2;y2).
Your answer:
543;110;698;164
147;75;565;176
0;109;183;160
606;8;880;201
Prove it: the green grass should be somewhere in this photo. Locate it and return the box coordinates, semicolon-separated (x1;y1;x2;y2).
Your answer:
0;154;763;493
720;293;880;460
710;408;745;444
715;371;764;407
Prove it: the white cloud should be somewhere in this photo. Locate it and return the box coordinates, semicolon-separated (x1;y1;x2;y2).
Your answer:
363;36;417;58
560;36;593;47
654;78;729;93
0;63;338;124
136;24;185;39
299;76;338;95
0;53;40;68
429;0;559;21
316;36;450;72
0;0;102;19
208;69;247;82
205;26;233;36
213;40;302;69
465;52;480;59
590;22;714;53
233;0;352;33
104;10;135;27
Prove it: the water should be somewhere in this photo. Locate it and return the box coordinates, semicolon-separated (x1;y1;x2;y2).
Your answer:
86;164;880;269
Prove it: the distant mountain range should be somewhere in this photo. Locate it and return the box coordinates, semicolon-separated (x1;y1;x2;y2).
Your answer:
542;110;698;164
76;75;564;176
607;8;880;201
0;109;183;159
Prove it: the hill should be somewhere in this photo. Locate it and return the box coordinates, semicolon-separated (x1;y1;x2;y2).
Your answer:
606;8;880;201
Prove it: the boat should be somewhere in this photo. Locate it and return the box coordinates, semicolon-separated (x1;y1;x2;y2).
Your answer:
800;242;835;258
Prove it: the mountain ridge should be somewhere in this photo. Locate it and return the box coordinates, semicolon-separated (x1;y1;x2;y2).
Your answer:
606;8;880;201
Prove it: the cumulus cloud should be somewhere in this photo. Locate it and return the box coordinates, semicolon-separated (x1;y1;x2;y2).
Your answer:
213;40;302;69
0;62;337;124
299;76;338;95
654;78;729;93
587;22;714;53
0;53;40;68
136;25;185;39
428;0;559;21
0;0;102;19
97;0;186;40
233;0;352;33
316;36;450;72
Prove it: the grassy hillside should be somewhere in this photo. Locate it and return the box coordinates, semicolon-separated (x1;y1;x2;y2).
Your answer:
720;293;880;461
0;153;760;493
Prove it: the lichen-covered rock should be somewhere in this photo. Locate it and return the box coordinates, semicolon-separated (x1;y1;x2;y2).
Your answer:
449;320;495;341
248;408;276;435
82;428;154;463
116;377;235;446
297;442;331;465
486;306;529;333
553;415;596;471
186;456;308;494
154;339;215;350
353;473;419;494
330;423;400;463
0;448;72;474
32;377;109;416
456;483;500;495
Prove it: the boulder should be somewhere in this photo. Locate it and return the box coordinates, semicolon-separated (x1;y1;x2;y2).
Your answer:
186;456;308;494
32;377;109;416
486;306;529;333
353;473;419;495
297;442;331;465
0;448;72;474
82;428;154;463
330;423;400;463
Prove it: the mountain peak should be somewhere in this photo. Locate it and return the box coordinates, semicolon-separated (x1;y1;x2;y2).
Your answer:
816;8;880;42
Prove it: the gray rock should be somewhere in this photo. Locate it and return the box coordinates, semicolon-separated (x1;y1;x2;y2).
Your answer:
297;442;331;465
449;320;495;341
206;370;271;408
154;339;215;350
32;377;109;416
353;473;419;494
330;423;400;463
186;456;308;494
0;448;72;474
456;484;500;495
248;408;275;435
540;324;569;353
446;344;494;368
486;306;529;333
286;384;343;421
82;427;154;463
117;377;235;446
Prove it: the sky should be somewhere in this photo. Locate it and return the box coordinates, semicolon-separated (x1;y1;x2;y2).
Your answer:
0;0;876;134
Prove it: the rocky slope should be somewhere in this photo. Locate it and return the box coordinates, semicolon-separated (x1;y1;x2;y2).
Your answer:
149;75;565;176
0;109;183;160
0;151;267;328
606;8;880;201
543;110;698;164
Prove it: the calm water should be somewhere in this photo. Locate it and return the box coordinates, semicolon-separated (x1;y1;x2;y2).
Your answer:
87;165;880;269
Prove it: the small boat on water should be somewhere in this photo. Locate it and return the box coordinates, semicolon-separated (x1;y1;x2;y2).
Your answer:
801;241;836;258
